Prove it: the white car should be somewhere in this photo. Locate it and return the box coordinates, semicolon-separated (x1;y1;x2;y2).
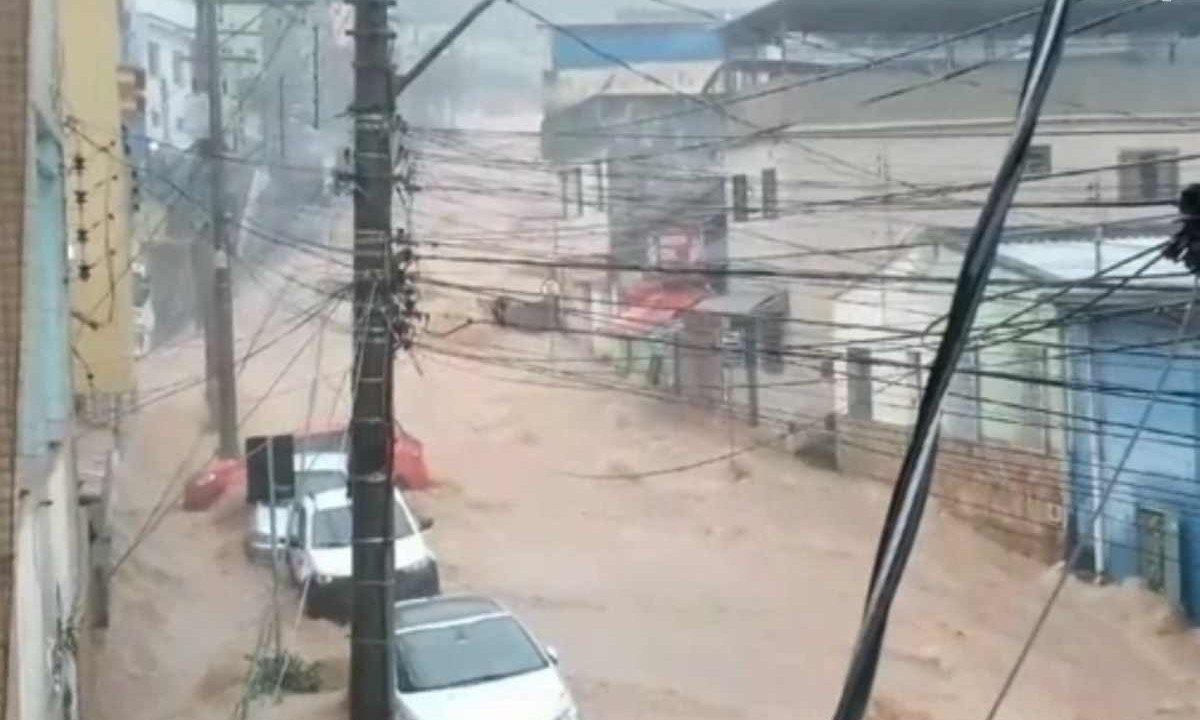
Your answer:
287;486;438;621
394;595;579;720
245;450;348;563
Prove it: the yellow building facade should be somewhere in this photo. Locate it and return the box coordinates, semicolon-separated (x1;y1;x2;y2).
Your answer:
61;0;135;407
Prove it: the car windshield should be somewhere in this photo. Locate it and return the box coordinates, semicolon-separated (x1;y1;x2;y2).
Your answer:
311;498;415;548
395;616;548;693
296;470;345;496
312;506;352;548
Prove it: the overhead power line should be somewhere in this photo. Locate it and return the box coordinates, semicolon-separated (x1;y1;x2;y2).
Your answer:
829;2;1074;717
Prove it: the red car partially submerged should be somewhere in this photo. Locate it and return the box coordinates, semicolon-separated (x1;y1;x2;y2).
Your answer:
183;424;432;511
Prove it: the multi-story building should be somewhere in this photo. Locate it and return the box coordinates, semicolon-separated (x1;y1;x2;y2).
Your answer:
540;21;730;365
689;0;1200;452
127;0;263;152
2;0;100;717
63;0;137;421
128;0;197;148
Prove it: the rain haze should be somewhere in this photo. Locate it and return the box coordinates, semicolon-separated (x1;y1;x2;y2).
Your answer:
8;2;1200;720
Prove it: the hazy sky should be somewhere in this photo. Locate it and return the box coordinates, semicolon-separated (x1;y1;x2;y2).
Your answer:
403;0;763;25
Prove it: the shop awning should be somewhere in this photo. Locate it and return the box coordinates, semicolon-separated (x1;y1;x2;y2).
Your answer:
691;289;779;317
610;286;710;336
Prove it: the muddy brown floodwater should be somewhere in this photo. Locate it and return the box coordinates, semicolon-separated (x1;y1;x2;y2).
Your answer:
93;139;1200;720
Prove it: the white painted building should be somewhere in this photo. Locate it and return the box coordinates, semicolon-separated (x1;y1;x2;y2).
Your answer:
129;0;196;148
694;0;1200;448
128;0;263;151
554;153;615;356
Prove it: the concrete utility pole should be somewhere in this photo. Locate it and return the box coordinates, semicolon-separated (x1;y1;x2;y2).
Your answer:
349;0;397;717
200;0;240;458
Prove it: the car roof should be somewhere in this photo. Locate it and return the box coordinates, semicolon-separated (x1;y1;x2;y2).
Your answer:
394;595;508;630
308;487;351;511
306;486;404;511
293;451;347;474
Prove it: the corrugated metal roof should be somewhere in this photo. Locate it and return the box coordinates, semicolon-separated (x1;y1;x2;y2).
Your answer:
996;236;1189;285
720;0;1199;41
692;289;776;316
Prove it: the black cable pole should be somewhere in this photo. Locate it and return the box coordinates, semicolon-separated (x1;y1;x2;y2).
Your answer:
829;0;1073;718
349;0;396;717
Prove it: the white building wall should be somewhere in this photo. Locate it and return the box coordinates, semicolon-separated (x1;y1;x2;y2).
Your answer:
134;0;196;148
832;244;1067;454
12;453;84;720
553;159;613;356
716;118;1200;434
217;4;261;149
134;0;262;150
546;60;722;112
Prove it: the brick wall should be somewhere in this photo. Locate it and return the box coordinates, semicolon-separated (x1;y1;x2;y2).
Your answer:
835;416;1066;563
0;0;32;714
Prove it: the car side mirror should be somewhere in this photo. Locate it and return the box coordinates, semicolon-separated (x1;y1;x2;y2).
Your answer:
545;646;559;665
418;515;434;532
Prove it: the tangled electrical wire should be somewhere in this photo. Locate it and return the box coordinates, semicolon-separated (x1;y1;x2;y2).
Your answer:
829;1;1075;718
1163;183;1200;274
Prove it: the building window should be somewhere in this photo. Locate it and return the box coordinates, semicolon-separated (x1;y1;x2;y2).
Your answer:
149;110;161;127
594;160;605;211
1013;344;1048;451
573;167;583;216
756;292;788;374
147;41;161;77
820;355;835;379
172;50;187;88
559;171;569;219
907;350;922;407
761;168;778;219
943;349;980;441
1024;144;1051;177
175;117;185;132
731;173;749;222
1118;148;1179;201
616;339;633;377
846;348;873;421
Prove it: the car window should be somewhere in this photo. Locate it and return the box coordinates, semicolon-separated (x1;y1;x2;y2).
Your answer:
393;497;415;539
395;616;548;693
289;506;306;545
312;506;352;548
308;500;413;548
296;470;346;496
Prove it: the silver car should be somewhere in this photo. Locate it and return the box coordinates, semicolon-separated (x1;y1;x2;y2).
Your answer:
393;595;578;720
245;450;348;563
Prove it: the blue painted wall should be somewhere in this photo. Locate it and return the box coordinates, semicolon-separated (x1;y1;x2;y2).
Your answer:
550;24;725;70
1066;310;1200;620
18;119;70;457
